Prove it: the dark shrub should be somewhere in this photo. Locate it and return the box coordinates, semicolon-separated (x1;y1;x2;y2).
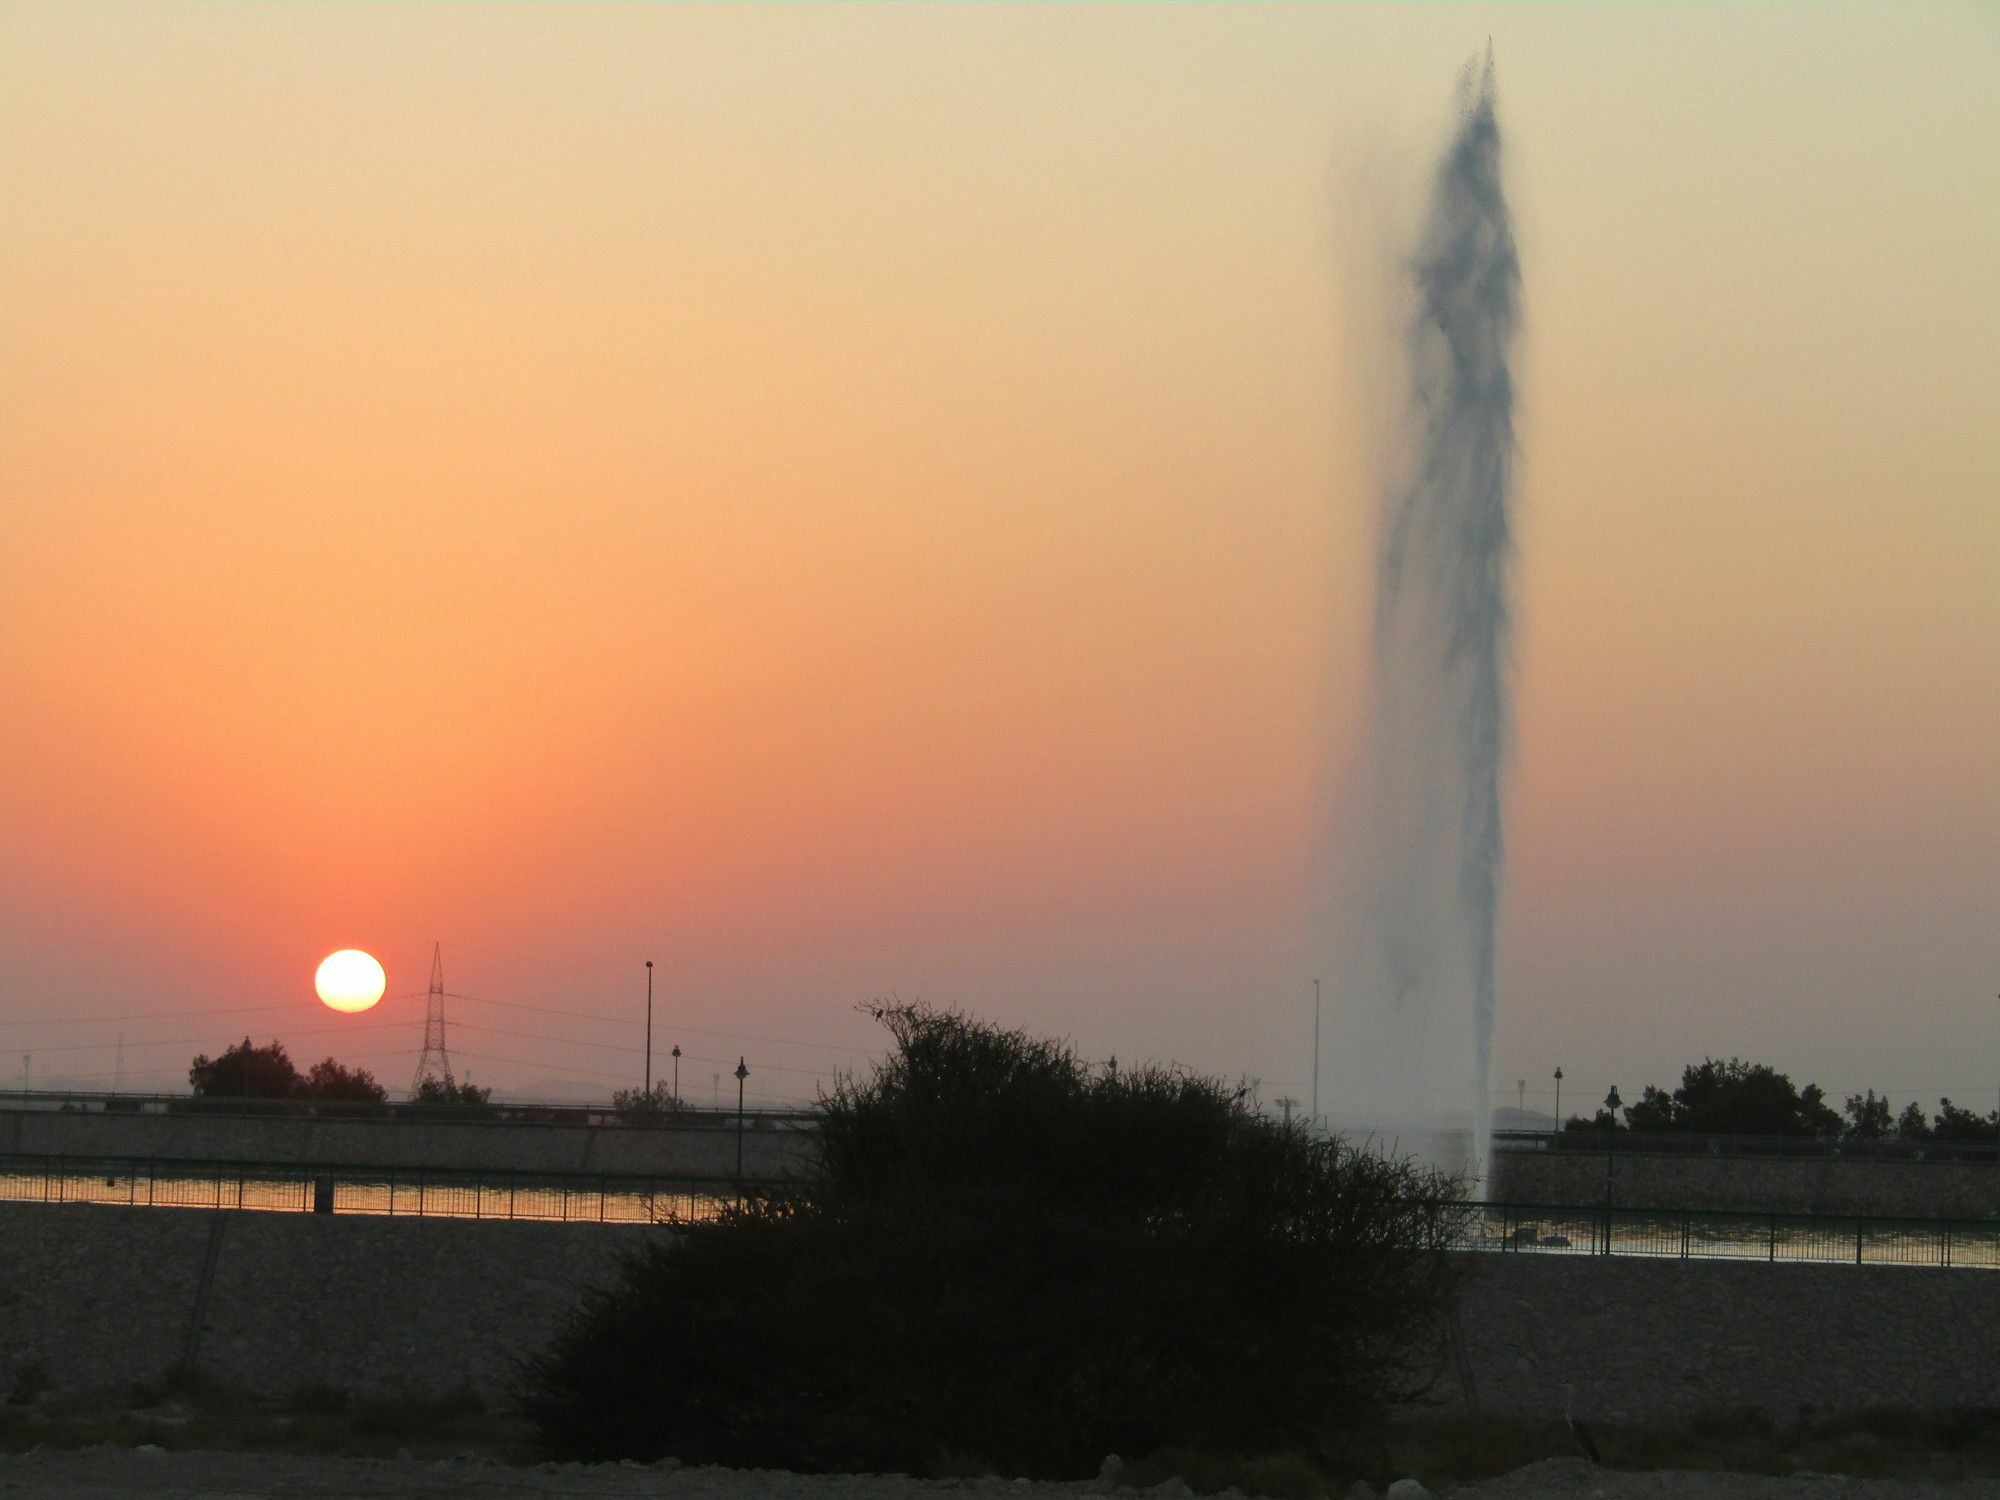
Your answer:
521;1003;1469;1474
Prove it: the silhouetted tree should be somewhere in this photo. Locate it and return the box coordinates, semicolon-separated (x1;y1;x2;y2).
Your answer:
1930;1098;2000;1144
189;1040;392;1103
1897;1101;1932;1140
299;1058;388;1103
1562;1107;1621;1134
413;1077;492;1108
1843;1090;1894;1141
1623;1085;1676;1133
1605;1058;1840;1138
1797;1082;1843;1137
522;1002;1471;1475
189;1039;300;1098
611;1082;687;1124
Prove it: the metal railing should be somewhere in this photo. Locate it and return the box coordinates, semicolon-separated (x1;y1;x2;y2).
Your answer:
1455;1200;2000;1269
1492;1127;2000;1164
6;1154;1993;1269
0;1152;803;1224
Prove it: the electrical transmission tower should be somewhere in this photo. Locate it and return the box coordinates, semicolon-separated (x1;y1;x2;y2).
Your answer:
411;942;456;1097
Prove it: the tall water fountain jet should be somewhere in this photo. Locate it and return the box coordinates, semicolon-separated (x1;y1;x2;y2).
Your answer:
1329;54;1520;1189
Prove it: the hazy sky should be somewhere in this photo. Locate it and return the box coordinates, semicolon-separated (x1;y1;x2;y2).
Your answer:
2;3;1995;1115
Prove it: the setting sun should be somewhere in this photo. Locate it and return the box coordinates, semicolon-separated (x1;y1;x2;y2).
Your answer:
314;950;386;1014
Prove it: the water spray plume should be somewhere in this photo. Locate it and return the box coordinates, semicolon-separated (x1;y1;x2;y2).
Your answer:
1328;54;1520;1188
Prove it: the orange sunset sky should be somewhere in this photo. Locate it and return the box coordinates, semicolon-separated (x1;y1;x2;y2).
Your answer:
2;3;1995;1114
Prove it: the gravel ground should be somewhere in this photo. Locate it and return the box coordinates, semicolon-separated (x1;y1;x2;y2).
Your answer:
0;1452;1990;1500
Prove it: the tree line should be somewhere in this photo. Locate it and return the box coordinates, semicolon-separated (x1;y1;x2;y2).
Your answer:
1563;1056;2000;1143
187;1037;490;1106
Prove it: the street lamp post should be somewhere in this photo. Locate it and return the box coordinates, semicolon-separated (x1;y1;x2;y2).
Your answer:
671;1045;681;1107
1553;1067;1563;1143
1312;978;1321;1132
644;960;654;1098
734;1057;749;1204
1602;1084;1623;1255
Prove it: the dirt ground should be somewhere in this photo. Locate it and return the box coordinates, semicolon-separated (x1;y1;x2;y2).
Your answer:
0;1451;1992;1500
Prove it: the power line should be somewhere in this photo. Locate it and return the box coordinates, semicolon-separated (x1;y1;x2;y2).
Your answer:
446;990;877;1056
31;1045;425;1084
445;1047;641;1086
444;1019;860;1080
0;1001;315;1029
450;1020;633;1055
1;1012;852;1082
9;1019;416;1056
0;987;880;1066
453;1029;843;1081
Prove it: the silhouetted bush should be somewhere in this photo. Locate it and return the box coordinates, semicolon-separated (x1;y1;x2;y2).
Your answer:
521;1003;1470;1475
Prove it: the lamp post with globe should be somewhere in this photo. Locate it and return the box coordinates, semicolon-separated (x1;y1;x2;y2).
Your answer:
734;1057;749;1203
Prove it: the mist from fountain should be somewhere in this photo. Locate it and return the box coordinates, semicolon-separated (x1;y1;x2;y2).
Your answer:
1324;54;1521;1191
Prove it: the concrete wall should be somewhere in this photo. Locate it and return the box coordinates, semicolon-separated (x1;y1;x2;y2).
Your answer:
5;1201;1998;1421
1490;1147;2000;1219
0;1107;818;1182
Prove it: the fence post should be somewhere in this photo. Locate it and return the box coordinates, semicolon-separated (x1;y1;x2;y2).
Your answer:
1681;1210;1690;1260
1856;1216;1863;1265
1768;1213;1776;1263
